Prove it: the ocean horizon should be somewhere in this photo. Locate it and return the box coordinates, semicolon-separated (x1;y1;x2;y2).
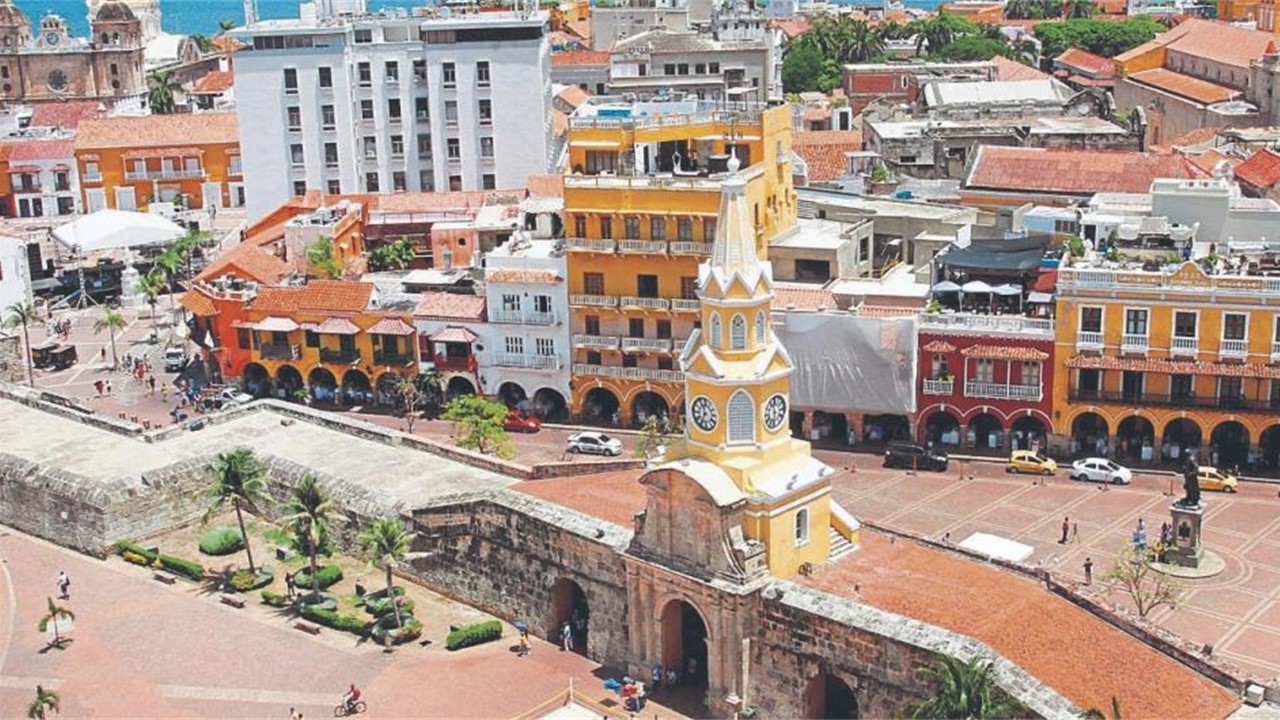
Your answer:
17;0;945;39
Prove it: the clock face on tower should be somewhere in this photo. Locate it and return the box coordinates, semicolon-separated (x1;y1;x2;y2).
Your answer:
764;394;787;433
690;396;718;433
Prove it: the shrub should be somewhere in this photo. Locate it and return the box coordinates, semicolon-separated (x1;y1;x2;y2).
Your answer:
122;550;150;566
294;565;343;590
445;619;502;651
115;541;204;580
115;540;157;563
229;567;274;592
364;585;406;602
363;594;415;618
261;590;291;608
298;592;338;613
370;614;423;645
198;527;244;556
301;604;371;636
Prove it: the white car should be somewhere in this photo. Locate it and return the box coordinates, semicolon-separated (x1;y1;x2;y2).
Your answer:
217;387;255;407
567;431;624;457
1070;457;1133;485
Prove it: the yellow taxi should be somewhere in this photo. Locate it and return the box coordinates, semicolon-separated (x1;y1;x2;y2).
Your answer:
1007;449;1057;475
1197;467;1239;493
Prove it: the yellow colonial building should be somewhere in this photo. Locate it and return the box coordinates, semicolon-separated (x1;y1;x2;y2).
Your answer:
1052;260;1280;470
564;96;797;426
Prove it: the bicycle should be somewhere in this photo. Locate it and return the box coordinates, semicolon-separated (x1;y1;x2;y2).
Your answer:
333;699;366;717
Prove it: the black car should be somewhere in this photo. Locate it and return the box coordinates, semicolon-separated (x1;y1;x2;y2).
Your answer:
884;442;949;472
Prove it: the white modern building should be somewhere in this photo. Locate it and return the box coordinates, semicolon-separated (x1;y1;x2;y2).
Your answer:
232;0;554;219
0;235;32;314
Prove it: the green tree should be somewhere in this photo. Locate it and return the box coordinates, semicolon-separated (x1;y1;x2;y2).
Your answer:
359;518;412;629
1101;542;1184;618
92;308;127;369
368;235;416;271
190;33;216;53
3;301;38;387
909;14;977;56
1065;0;1097;18
441;394;513;459
203;449;273;573
782;42;826;93
933;36;1013;61
636;414;674;459
394;375;426;433
134;272;166;338
281;475;336;603
151;249;184;312
908;655;1025;719
25;685;59;720
1004;0;1033;18
37;597;74;647
1033;18;1164;58
305;236;341;278
146;69;180;114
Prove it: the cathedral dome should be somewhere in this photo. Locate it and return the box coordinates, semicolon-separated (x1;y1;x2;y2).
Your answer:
0;0;30;28
94;1;137;23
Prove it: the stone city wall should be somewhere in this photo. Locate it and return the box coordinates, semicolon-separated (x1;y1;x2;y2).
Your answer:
0;454;114;556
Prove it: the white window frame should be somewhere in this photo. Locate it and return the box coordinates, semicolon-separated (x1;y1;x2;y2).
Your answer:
709;312;722;348
727;390;754;444
794;507;810;547
114;186;136;211
755;311;765;344
730;313;746;350
85;187;106;212
1123;306;1149;337
1222;312;1248;342
504;336;523;354
974;358;994;384
1079;304;1104;334
1172;309;1198;339
535;337;555;356
1020;361;1041;387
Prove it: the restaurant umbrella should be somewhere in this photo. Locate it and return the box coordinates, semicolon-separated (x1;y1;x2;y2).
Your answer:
993;283;1023;312
960;279;994;311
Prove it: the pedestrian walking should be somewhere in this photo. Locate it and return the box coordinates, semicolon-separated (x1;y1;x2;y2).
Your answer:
561;621;573;652
1070;522;1079;544
518;633;529;657
1084;557;1094;585
290;708;300;720
99;347;106;362
94;379;104;397
1060;516;1070;544
56;570;69;600
160;383;168;403
284;572;296;599
148;375;156;395
105;379;112;396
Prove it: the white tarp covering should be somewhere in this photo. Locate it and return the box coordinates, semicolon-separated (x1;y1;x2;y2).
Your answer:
774;311;917;414
958;532;1034;562
52;210;185;254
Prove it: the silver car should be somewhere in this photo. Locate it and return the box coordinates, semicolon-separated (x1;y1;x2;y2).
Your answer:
567;431;624;456
1070;457;1133;485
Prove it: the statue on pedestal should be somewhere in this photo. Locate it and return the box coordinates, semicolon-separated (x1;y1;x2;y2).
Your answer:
1176;454;1200;508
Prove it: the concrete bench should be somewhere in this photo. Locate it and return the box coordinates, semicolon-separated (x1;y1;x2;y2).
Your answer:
294;621;321;635
152;573;177;585
219;594;246;609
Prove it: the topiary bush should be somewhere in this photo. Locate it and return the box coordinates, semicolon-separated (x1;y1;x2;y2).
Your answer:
294;565;344;590
445;619;502;651
229;567;274;592
198;527;245;556
363;594;415;618
370;614;423;645
300;605;371;637
115;541;204;581
261;590;291;608
298;592;338;613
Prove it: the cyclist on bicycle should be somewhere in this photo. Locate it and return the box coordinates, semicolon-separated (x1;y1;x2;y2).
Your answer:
343;683;362;713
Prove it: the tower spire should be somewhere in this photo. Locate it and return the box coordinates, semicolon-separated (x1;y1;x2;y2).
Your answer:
706;173;764;292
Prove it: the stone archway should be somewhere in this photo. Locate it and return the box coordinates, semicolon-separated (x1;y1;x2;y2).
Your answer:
1116;416;1155;461
1211;420;1249;470
583;386;621;425
533;387;569;422
1163;417;1203;463
1070;412;1109;455
1010;415;1047;452
308;367;337;403
968;412;1004;453
632;390;670;428
342;369;372;406
813;411;848;444
445;375;476;400
276;364;304;399
549;577;590;656
803;673;859;719
375;373;400;406
660;598;709;688
497;381;527;408
924;410;961;448
242;362;272;398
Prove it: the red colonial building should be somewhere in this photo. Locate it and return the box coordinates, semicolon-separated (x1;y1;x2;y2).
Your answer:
916;312;1055;454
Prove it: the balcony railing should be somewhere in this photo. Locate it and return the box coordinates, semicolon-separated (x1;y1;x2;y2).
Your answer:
922;378;954;396
1272;341;1280;363
1060;266;1280;296
573;334;620;349
489;309;557;325
494;353;560;369
566;238;617;252
14;184;40;194
433;353;476;372
1220;338;1248;359
1121;334;1149;354
573;363;684;383
622;337;672;352
570;294;617;308
319;348;361;365
669;242;713;255
671;298;700;313
965;381;1041;402
373;351;415;367
1170;336;1199;356
918;313;1054;338
620;296;669;310
618;240;668;254
1076;331;1103;350
124;168;205;181
1069;389;1276;413
82;173;102;183
259;343;300;361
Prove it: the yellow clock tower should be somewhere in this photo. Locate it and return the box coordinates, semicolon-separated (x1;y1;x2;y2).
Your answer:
655;163;858;578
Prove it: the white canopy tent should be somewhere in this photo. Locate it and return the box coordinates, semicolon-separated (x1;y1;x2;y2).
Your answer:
52;210;185;255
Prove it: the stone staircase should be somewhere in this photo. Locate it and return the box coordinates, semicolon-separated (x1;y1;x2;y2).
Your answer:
828;526;856;561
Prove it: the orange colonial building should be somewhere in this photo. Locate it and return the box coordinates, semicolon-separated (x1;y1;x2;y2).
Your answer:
74;112;241;213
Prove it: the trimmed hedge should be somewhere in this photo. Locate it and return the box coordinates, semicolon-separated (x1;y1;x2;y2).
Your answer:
364;585;406;602
363;594;415;618
445;619;502;651
114;541;205;581
294;565;343;590
370;614;423;645
198;527;245;556
300;604;371;637
229;567;274;592
261;590;291;608
298;592;338;613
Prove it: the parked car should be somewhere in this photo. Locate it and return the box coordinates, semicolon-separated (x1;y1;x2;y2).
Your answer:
1197;466;1239;493
163;346;187;372
216;387;254;407
567;431;624;456
1069;458;1132;485
883;442;948;472
504;410;542;434
1007;450;1056;475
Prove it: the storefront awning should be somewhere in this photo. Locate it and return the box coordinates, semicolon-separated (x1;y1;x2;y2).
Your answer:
317;317;360;335
255;316;299;333
367;317;416;336
430;327;477;343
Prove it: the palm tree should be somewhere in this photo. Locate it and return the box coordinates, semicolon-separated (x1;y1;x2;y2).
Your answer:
359;518;411;629
1065;0;1095;17
25;685;59;719
151;249;183;311
4;301;38;386
204;449;273;573
1081;696;1124;720
281;475;336;603
134;272;165;338
92;308;127;369
146;69;179;114
1004;0;1031;18
846;19;885;62
908;655;1024;719
910;14;975;56
37;597;74;647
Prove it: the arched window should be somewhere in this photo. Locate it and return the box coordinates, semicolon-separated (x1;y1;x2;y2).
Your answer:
727;390;754;443
794;508;810;546
730;314;746;349
755;311;766;344
709;313;722;348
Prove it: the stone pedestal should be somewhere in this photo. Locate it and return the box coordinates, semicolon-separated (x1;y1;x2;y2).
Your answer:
1168;502;1205;568
119;264;145;311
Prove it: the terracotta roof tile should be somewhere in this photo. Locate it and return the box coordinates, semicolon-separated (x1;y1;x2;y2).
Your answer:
773;18;811;39
991;56;1048;81
774;282;836;311
961;344;1048;360
793;130;863;183
526;174;564;199
4;138;74;161
1114;17;1273;69
552;108;569;137
28;101;103;130
964;147;1195;196
1066;353;1280;378
251;280;374;315
190;70;233;95
556;84;591;110
367;316;416;335
178;288;218;316
1233;148;1280;190
1186;148;1238;176
551;49;610;66
1163;125;1223;150
1053;48;1116;77
211;35;245;53
564;17;591;42
75;113;238;150
1127;68;1238;105
803;106;831;123
196;241;291;285
487;269;561;284
414;292;487;321
922;339;956;353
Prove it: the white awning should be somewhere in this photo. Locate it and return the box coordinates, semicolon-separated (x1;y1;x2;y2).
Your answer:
961;280;994;293
992;283;1022;296
52;210;185;254
932;280;962;292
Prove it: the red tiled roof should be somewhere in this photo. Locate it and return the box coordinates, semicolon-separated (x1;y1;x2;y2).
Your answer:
556;85;591;110
414;292;487;321
178;289;218;316
1064;74;1114;88
1127;68;1238;105
922;339;956;353
1114;17;1274;70
551;49;609;66
961;344;1048;361
964;147;1195;196
1163;125;1223;150
552;109;569;138
773;18;811;39
1031;270;1058;293
190;70;233;95
991;56;1048;82
1054;48;1116;77
774;282;836;311
803;106;831;123
4;138;73;161
793;130;863;183
196;241;291;285
29;101;103;130
211;35;245;53
526;174;564;199
487;269;561;284
250;280;374;315
75;113;238;150
367;317;416;336
1187;148;1238;176
1066;353;1280;378
429;326;478;343
1234;148;1280;190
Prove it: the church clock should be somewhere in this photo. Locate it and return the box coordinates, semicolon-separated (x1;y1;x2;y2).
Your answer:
690;396;718;433
764;394;787;433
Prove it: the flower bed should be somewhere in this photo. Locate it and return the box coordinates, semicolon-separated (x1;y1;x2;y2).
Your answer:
363;593;415;618
297;591;338;613
261;590;291;608
370;614;423;645
229;567;274;592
